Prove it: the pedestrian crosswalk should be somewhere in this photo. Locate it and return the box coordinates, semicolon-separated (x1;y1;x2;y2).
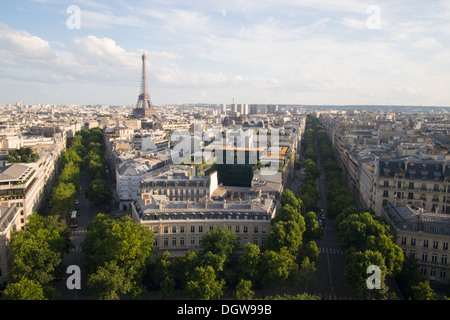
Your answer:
69;246;82;252
319;247;344;256
70;229;86;235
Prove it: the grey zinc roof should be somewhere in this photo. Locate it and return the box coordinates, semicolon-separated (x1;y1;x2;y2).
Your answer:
0;164;32;182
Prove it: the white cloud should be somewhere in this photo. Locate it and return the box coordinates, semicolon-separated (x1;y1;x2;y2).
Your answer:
411;37;442;49
80;10;148;29
341;17;367;30
72;35;140;69
0;23;56;62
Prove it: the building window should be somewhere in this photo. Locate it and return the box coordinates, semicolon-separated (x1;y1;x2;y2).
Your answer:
243;237;248;245
383;190;389;197
422;252;428;261
209;226;214;231
164;226;169;234
411;238;416;246
433;241;439;249
440;269;446;279
432;253;438;263
443;242;449;250
420;266;427;275
430;268;436;277
172;238;176;246
190;237;195;245
172;226;177;233
163;238;168;246
199;226;203;233
235;226;240;233
244;226;248;233
254;226;259;233
423;240;428;247
442;255;448;265
410;250;415;258
191;226;195;233
180;226;184;233
253;238;259;246
180;237;185;246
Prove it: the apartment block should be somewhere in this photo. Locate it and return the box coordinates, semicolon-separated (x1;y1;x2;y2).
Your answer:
131;193;276;257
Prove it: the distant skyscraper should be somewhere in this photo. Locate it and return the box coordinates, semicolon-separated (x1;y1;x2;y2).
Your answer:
134;53;158;119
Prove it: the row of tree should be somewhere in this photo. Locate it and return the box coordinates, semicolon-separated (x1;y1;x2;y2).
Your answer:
1;127;112;299
82;213;154;299
146;189;323;300
308;116;354;219
310;115;441;300
298;117;321;214
308;115;402;299
1;214;72;299
336;207;404;299
50;133;84;218
80;128;113;207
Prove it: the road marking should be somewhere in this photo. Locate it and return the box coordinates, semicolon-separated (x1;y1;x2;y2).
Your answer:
319;247;344;255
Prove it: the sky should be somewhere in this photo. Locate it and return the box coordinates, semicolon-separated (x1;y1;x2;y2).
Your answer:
0;0;450;106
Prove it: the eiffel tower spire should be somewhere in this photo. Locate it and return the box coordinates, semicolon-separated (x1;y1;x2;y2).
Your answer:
135;52;157;118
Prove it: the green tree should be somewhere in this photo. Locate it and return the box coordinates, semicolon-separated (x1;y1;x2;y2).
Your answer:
199;226;239;259
185;266;226;300
344;250;388;299
337;212;403;276
7;147;39;163
234;279;254;300
172;251;199;289
303;211;324;241
410;281;439;300
238;243;260;284
81;214;154;297
298;257;316;292
301;241;319;264
8;229;62;285
87;261;132;300
395;256;426;299
85;178;113;206
25;213;72;255
153;251;172;287
280;189;302;213
50;181;76;216
60;148;82;167
1;278;46;300
59;161;80;189
259;247;298;293
159;276;176;300
265;220;303;256
272;204;305;228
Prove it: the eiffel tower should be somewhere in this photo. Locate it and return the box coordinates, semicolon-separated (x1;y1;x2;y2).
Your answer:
134;52;158;119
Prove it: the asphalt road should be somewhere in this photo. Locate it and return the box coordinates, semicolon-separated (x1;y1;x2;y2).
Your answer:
53;169;110;300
